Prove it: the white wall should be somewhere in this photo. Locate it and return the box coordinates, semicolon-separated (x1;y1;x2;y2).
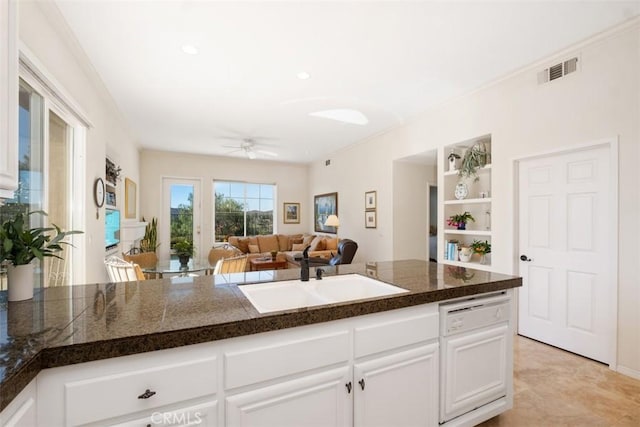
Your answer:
18;2;139;284
139;150;309;258
310;21;640;375
392;161;436;260
308;135;395;263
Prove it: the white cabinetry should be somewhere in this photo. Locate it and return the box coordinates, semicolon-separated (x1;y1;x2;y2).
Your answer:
354;344;438;427
0;379;36;427
441;324;509;422
440;136;493;271
32;300;452;427
37;344;218;426
226;367;352;427
0;0;18;198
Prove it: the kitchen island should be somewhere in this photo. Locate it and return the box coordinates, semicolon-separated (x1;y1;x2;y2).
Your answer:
0;260;521;426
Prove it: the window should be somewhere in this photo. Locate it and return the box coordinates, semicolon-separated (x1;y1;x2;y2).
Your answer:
214;181;275;241
0;77;84;288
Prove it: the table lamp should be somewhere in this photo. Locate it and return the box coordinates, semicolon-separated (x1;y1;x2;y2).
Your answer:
325;214;340;239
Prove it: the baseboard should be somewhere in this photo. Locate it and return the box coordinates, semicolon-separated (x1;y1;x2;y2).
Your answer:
617;365;640;380
439;397;510;427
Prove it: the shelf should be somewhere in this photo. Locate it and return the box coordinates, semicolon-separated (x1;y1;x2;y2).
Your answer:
444;197;492;205
441;260;492;272
444;230;492;236
444;164;492;177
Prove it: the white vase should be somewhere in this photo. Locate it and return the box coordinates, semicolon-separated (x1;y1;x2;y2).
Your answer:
7;263;35;301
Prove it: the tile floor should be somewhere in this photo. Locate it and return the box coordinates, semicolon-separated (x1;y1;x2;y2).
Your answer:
479;335;640;426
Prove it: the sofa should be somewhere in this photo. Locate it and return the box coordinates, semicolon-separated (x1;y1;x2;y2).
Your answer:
226;234;341;270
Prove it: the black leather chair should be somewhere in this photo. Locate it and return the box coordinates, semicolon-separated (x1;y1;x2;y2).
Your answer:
310;239;358;266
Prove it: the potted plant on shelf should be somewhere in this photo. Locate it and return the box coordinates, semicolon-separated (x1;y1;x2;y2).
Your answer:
458;141;491;181
471;239;492;264
0;211;82;301
173;238;194;267
447;212;475;230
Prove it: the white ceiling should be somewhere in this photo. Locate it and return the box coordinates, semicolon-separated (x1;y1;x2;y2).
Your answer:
55;1;639;164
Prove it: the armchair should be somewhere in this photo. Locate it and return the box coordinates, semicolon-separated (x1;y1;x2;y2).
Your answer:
309;239;358;266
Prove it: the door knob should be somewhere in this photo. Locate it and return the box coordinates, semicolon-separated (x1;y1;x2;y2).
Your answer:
520;255;532;262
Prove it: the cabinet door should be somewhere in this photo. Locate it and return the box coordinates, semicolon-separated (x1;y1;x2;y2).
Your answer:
354;344;439;427
111;400;218;427
0;380;36;427
226;366;351;427
0;0;18;198
441;324;509;422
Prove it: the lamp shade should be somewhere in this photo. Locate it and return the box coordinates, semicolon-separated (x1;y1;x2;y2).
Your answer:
325;214;340;227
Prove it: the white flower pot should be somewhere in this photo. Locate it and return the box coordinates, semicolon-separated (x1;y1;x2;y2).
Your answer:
7;263;35;301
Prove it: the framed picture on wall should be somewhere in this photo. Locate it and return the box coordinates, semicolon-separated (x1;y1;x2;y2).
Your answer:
365;210;377;229
124;178;136;219
314;192;338;233
283;202;300;224
365;190;377;210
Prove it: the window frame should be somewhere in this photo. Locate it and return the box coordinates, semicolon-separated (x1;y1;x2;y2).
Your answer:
213;180;277;241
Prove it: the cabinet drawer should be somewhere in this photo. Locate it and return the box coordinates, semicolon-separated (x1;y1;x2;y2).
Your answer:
354;307;438;358
110;400;218;427
225;331;349;389
65;356;217;426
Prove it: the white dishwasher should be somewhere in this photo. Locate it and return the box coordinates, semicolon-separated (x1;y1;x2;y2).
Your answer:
439;292;511;425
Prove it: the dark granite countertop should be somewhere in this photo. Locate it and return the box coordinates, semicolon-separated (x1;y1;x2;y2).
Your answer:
0;260;521;411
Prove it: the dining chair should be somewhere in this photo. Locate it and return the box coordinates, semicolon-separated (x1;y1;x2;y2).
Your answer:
213;255;248;275
123;252;159;279
104;256;145;282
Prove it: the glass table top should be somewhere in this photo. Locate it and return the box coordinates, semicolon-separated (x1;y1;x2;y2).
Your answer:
141;259;211;275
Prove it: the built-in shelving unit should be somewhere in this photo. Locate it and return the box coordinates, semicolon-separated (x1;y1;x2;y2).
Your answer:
439;135;493;270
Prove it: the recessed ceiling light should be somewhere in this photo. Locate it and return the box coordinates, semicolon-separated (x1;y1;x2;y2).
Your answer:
297;71;310;80
181;45;199;55
309;109;369;126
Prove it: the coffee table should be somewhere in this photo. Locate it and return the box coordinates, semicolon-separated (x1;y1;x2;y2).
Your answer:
250;257;288;271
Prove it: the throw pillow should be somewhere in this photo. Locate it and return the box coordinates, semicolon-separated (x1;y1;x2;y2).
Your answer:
309;235;325;252
277;234;290;251
248;244;260;254
292;243;306;251
257;235;279;253
325;237;338;251
236;238;250;254
302;234;315;246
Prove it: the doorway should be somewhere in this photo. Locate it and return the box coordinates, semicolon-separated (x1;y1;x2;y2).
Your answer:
428;184;438;262
161;178;202;261
516;143;616;364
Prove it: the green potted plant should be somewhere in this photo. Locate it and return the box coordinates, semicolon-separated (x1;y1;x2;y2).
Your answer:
471;239;492;264
447;212;475;230
173;238;194;267
0;211;82;301
140;217;158;253
458;141;491;181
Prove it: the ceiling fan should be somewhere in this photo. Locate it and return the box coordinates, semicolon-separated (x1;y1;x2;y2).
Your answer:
222;138;278;160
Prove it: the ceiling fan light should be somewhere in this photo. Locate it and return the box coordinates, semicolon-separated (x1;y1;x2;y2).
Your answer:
247;150;257;160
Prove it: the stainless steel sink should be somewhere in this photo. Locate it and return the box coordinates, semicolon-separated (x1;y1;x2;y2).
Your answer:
238;274;408;313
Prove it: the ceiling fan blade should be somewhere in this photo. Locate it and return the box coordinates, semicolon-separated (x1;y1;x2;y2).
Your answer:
256;149;278;157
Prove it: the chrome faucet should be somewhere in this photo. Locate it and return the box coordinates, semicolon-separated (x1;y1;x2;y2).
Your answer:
300;245;311;281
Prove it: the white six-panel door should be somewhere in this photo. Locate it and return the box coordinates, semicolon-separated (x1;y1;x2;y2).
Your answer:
518;145;612;363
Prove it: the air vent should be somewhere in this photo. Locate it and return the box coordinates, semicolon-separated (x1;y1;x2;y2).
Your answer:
538;56;579;84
